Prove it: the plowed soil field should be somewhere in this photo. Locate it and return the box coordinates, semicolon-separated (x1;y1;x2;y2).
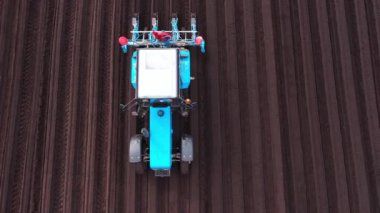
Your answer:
1;0;380;212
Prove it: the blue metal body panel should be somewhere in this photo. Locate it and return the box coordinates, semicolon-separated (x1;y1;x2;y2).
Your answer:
121;45;128;53
179;50;191;89
149;106;172;170
200;40;206;53
131;51;137;89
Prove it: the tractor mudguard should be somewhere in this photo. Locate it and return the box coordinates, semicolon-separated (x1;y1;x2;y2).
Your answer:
129;134;142;163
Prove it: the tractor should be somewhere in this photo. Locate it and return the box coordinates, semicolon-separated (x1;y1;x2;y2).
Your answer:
119;13;205;177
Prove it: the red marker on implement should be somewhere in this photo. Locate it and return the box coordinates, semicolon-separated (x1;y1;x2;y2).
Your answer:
152;31;172;41
195;36;203;46
119;36;129;53
118;36;128;46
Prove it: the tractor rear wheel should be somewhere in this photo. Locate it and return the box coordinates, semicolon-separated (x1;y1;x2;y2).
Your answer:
180;135;193;175
129;134;145;175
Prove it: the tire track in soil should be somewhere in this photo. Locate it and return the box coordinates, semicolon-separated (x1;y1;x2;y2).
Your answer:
93;0;115;212
39;0;68;211
107;0;121;212
80;0;102;212
70;0;93;212
4;0;42;212
0;0;25;210
0;0;12;126
65;0;84;211
25;0;53;212
29;0;57;212
48;0;78;211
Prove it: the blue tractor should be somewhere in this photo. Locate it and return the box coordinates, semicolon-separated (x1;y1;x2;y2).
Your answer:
119;14;205;177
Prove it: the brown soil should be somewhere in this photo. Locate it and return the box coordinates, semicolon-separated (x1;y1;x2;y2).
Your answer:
1;0;380;212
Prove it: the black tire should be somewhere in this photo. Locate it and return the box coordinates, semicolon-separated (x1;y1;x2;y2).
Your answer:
180;161;190;174
180;134;192;175
129;134;145;175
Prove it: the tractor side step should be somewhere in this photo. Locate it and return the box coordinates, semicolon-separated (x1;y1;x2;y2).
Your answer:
181;135;193;162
